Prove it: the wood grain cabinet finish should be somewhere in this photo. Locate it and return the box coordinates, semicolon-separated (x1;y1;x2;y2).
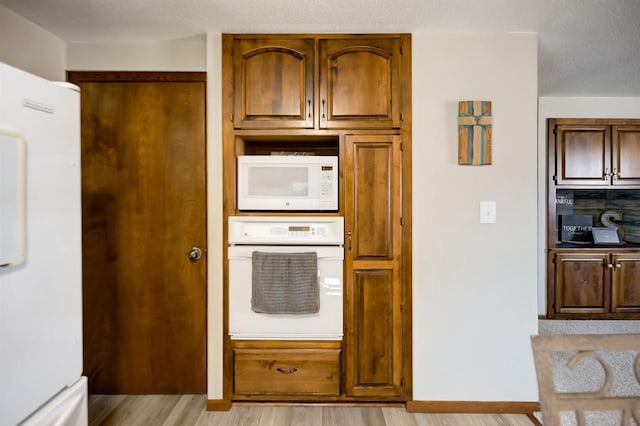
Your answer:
233;348;341;396
549;250;640;318
222;34;412;402
231;35;403;130
611;252;640;313
554;124;610;186
612;125;640;186
344;135;404;397
547;118;640;320
552;252;609;314
233;38;314;129
318;38;401;129
553;121;640;187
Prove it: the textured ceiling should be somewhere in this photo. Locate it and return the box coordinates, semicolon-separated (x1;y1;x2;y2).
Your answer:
1;0;639;96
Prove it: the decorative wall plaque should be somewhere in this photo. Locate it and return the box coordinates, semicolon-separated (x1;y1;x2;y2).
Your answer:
458;100;492;165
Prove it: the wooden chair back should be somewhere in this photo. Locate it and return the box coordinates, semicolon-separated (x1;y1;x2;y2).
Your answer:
531;334;640;426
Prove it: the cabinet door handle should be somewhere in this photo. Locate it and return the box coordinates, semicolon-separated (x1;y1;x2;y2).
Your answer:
307;99;311;119
613;167;620;180
276;367;298;374
322;99;326;119
603;168;610;180
347;230;352;251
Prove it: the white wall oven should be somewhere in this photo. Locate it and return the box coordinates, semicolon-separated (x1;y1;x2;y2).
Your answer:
236;155;338;211
228;216;343;340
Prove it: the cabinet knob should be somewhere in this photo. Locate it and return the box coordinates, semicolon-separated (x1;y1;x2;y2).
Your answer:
613;167;620;180
603;168;610;180
615;263;622;269
607;263;614;269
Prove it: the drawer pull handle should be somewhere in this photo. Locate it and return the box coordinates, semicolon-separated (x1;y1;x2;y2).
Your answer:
276;367;298;374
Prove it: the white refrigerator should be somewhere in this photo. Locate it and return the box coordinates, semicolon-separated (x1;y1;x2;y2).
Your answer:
0;62;87;425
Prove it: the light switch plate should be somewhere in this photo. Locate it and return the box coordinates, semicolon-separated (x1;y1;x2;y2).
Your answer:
480;201;496;224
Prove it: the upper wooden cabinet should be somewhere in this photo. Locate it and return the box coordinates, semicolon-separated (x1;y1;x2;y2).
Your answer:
612;125;640;186
318;38;401;129
230;35;404;130
233;38;315;129
552;120;640;187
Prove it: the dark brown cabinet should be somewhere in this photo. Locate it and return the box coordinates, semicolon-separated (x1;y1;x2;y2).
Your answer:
611;125;640;186
547;118;640;320
550;250;640;318
611;252;640;313
552;251;609;315
231;35;404;130
343;134;404;397
553;121;640;187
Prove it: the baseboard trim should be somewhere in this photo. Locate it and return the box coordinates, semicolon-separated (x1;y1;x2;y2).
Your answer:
206;399;232;411
406;400;540;414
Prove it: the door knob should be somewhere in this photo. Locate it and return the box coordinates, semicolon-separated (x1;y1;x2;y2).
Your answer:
188;247;203;262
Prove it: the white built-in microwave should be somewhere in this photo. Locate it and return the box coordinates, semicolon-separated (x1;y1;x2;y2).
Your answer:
237;155;338;211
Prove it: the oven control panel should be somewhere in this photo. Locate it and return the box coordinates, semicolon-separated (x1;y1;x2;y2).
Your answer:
268;225;328;238
228;216;344;245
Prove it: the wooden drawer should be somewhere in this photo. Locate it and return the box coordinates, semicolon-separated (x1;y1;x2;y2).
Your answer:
234;348;341;396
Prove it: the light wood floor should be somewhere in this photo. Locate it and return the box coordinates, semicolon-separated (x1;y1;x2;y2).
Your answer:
89;395;538;425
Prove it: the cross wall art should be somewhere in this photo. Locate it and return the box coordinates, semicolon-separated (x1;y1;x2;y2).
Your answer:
458;100;492;165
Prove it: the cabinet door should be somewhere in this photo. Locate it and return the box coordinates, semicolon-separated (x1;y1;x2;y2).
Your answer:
554;124;611;186
233;38;314;129
611;253;640;313
612;126;640;186
319;38;401;129
344;135;403;397
554;252;609;314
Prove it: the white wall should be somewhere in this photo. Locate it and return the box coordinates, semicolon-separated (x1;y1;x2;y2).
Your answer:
67;36;206;71
206;32;224;400
537;98;640;315
412;33;539;401
0;5;66;80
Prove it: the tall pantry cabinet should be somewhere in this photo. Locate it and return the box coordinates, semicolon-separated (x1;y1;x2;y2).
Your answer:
221;34;412;403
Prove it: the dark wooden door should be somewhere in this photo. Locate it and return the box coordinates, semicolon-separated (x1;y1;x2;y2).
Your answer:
233;37;314;129
612;125;640;186
611;252;640;313
554;124;611;186
344;134;404;398
68;72;207;394
554;252;609;314
319;38;401;129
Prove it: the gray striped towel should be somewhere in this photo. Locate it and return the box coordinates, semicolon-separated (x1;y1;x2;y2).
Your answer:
251;251;319;314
